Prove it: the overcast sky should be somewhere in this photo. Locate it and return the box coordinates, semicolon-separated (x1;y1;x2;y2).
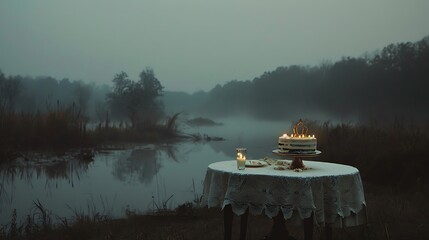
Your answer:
1;1;428;93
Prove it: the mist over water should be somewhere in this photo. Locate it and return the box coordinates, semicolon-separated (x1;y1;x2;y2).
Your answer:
0;116;343;224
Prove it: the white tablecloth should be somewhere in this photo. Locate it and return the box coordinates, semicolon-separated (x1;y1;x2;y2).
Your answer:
202;160;366;227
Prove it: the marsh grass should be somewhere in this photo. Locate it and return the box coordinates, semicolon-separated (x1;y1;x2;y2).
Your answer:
0;106;89;162
307;120;429;187
0;111;185;163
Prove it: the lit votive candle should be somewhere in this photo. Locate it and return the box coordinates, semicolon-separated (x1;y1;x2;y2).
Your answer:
236;148;247;170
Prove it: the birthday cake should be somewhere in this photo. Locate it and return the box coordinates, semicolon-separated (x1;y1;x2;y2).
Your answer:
278;120;317;154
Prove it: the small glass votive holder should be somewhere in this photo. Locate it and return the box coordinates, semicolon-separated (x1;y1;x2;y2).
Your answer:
236;148;247;170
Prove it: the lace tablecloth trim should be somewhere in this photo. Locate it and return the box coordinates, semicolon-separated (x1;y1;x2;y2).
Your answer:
203;165;367;227
219;200;366;222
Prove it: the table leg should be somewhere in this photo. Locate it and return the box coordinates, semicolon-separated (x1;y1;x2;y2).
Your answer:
325;225;332;240
224;205;233;240
240;209;249;240
271;211;289;240
303;213;314;240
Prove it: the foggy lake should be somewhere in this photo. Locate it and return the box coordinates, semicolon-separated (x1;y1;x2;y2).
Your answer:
1;117;334;224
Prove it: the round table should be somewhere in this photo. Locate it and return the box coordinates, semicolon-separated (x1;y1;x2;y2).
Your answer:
203;160;367;240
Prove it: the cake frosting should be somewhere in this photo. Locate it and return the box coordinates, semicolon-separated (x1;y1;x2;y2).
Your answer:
278;134;317;153
278;120;317;153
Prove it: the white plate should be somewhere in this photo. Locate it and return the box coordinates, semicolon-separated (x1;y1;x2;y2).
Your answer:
245;160;268;167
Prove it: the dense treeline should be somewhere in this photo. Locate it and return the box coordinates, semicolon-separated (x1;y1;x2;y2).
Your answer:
188;35;429;121
0;68;182;160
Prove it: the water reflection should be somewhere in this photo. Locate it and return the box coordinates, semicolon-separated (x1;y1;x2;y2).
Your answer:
0;157;92;196
112;146;167;184
111;143;206;185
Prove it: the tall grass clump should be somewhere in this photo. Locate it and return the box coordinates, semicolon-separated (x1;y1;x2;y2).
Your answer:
1;201;53;240
306;120;429;187
0;103;89;162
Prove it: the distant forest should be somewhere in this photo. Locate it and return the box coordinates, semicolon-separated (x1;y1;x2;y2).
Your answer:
165;35;429;122
1;35;428;123
0;74;110;122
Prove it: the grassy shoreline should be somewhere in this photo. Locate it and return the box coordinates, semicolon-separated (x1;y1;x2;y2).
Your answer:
1;182;428;240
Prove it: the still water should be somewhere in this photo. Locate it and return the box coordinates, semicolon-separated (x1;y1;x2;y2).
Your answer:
0;117;321;224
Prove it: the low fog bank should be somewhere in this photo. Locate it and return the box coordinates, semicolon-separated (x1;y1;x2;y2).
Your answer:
1;35;428;126
0;75;110;122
